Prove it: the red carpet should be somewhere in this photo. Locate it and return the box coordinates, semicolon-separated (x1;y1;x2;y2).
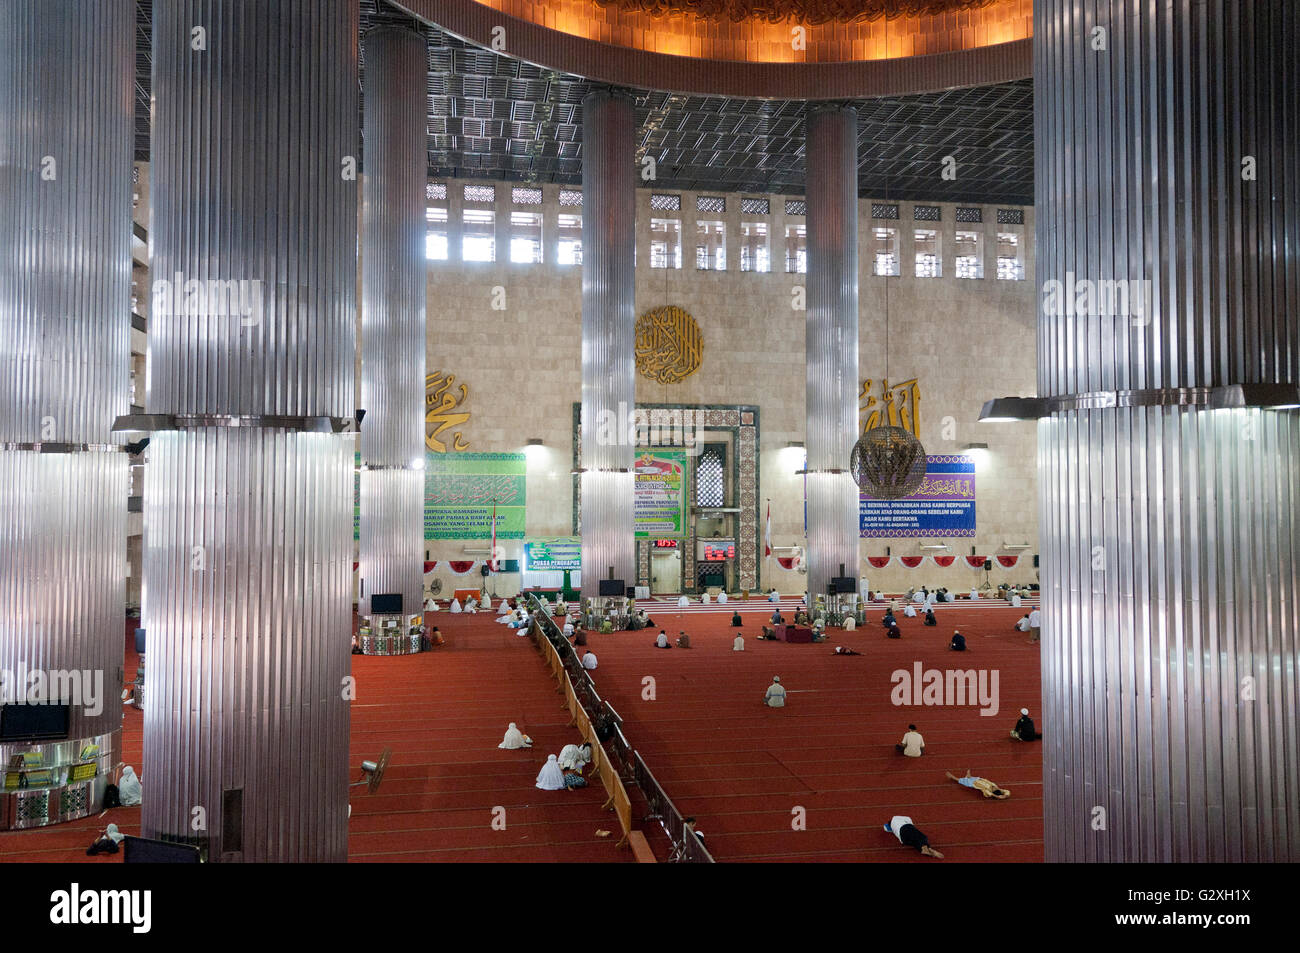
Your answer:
583;604;1043;862
0;617;630;863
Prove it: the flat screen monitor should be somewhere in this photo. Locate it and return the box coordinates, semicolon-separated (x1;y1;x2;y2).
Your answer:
370;593;403;615
0;703;70;742
830;577;858;594
598;579;626;597
123;836;202;863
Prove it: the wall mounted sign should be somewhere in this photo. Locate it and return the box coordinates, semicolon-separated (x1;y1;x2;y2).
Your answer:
634;448;688;537
635;305;703;384
523;537;582;571
859;455;975;538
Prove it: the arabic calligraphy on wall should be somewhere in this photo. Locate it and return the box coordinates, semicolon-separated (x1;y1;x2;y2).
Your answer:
635;305;703;384
859;378;921;439
426;370;471;452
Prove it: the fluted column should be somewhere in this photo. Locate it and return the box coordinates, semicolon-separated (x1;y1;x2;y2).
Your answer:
804;105;861;601
1036;0;1300;861
0;1;133;780
359;24;426;618
579;90;636;599
142;0;358;861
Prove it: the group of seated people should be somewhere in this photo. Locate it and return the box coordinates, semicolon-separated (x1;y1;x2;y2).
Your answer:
626;608;656;630
652;630;692;648
534;741;595;790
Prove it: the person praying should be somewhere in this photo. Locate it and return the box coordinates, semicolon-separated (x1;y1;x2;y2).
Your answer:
949;631;967;651
581;651;597;670
498;723;532;749
946;770;1011;799
1011;708;1040;741
449;597;462;613
896;724;925;757
884;816;943;859
676;631;692;648
535;755;565;791
732;634;745;651
654;631;671;649
764;676;787;708
731;611;744;627
924;608;937;627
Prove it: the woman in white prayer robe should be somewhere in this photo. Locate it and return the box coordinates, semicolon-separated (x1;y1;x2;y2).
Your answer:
558;742;592;772
464;596;478;613
449;598;462;613
677;595;689;608
498;723;532;749
535;754;566;790
481;595;492;611
718;591;728;604
903;604;918;618
118;765;142;806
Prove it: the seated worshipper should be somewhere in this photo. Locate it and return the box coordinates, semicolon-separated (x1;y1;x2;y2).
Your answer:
874;590;885;602
535;755;566;791
627;612;646;631
904;587;916;603
732;634;745;651
833;646;862;656
480;594;492;612
771;609;785;625
1010;592;1022;608
562;619;575;638
581;650;598;670
949;631;967;651
640;609;656;626
811;618;828;641
425;595;440;613
1011;709;1041;742
757;626;778;641
119;766;143;806
450;597;462;613
793;608;810;625
843;614;856;632
1014;614;1032;632
654;631;672;649
676;631;692;648
562;765;588;788
731;610;744;627
884;816;944;859
903;603;918;618
86;823;127;856
881;609;897;628
768;588;780;603
969;588;979;600
701;592;711;604
896;725;925;757
718;591;728;604
429;627;446;647
677;595;690;608
764;676;787;708
498;723;533;749
572;627;589;647
558;742;593;773
946;770;1011;800
464;596;478;613
351;634;363;655
886;622;902;639
555;598;567;615
599;619;614;634
924;609;938;627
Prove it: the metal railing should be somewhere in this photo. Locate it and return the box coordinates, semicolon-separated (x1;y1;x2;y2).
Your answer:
525;595;713;863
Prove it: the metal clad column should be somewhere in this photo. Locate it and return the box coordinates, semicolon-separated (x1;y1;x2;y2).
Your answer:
143;0;358;861
579;90;636;599
359;24;427;617
0;0;132;761
804;106;861;601
1036;0;1300;861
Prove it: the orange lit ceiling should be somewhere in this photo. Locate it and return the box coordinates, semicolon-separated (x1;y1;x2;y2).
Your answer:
395;0;1032;99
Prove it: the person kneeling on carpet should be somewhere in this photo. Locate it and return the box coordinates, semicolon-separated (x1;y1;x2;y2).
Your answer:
949;631;966;651
676;631;692;648
654;631;672;648
764;675;787;708
896;724;925;757
499;722;533;749
730;610;743;627
536;755;566;791
946;770;1011;799
886;621;902;639
884;816;943;858
1011;708;1041;741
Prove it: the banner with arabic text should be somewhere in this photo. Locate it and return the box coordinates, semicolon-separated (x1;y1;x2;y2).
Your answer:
859;455;976;538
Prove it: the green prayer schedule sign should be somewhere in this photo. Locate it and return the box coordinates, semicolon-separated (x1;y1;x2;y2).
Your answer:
354;451;527;541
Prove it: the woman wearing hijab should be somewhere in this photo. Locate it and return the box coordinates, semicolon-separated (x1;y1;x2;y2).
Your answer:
118;766;142;806
449;597;462;613
558;742;592;772
498;723;532;749
535;754;566;791
86;823;127;856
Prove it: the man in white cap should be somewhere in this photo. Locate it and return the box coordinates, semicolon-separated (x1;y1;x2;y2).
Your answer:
1011;708;1040;741
764;676;787;708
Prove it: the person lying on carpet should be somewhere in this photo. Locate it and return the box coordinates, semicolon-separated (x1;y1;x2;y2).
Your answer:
654;631;672;648
732;634;745;651
86;823;126;856
833;646;861;656
949;631;966;651
731;611;744;627
946;770;1011;799
581;650;597;670
896;725;925;757
536;755;566;791
886;621;902;639
756;626;778;641
924;609;938;627
498;722;533;749
1011;709;1041;741
676;631;692;648
884;816;943;858
764;676;787;707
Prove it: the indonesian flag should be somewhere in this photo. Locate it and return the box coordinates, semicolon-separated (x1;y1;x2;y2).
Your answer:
764;502;772;560
490;503;498;571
